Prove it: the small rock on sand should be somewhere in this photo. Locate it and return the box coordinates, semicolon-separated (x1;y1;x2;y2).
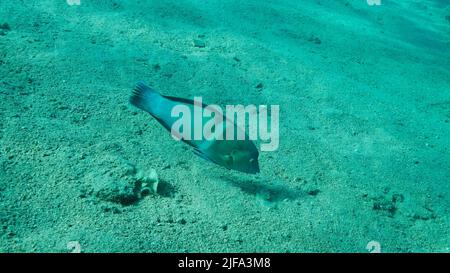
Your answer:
83;155;159;205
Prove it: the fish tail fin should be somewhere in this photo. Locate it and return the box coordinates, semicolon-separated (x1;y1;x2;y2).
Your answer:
130;81;160;114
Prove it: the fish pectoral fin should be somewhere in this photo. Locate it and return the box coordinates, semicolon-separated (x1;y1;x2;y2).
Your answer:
223;154;234;167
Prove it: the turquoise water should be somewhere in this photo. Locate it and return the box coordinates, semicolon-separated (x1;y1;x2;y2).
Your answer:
0;0;449;252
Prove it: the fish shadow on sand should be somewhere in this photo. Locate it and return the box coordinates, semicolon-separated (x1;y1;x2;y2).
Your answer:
157;179;177;198
219;175;307;203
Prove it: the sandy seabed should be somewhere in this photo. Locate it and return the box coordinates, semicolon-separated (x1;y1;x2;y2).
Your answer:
0;0;449;252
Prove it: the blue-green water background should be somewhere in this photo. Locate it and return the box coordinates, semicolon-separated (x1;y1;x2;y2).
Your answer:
0;0;449;252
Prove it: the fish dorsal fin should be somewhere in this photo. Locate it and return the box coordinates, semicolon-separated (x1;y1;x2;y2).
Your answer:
163;95;239;128
163;95;227;118
163;94;250;141
163;95;209;108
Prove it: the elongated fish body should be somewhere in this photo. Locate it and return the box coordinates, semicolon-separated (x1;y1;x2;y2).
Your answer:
130;82;260;174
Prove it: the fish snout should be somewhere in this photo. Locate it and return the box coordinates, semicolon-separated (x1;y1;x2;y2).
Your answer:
251;158;260;174
243;157;259;174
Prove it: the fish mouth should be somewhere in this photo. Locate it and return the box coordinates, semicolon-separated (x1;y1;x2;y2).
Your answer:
246;162;260;174
242;169;259;174
234;164;259;174
254;160;260;173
